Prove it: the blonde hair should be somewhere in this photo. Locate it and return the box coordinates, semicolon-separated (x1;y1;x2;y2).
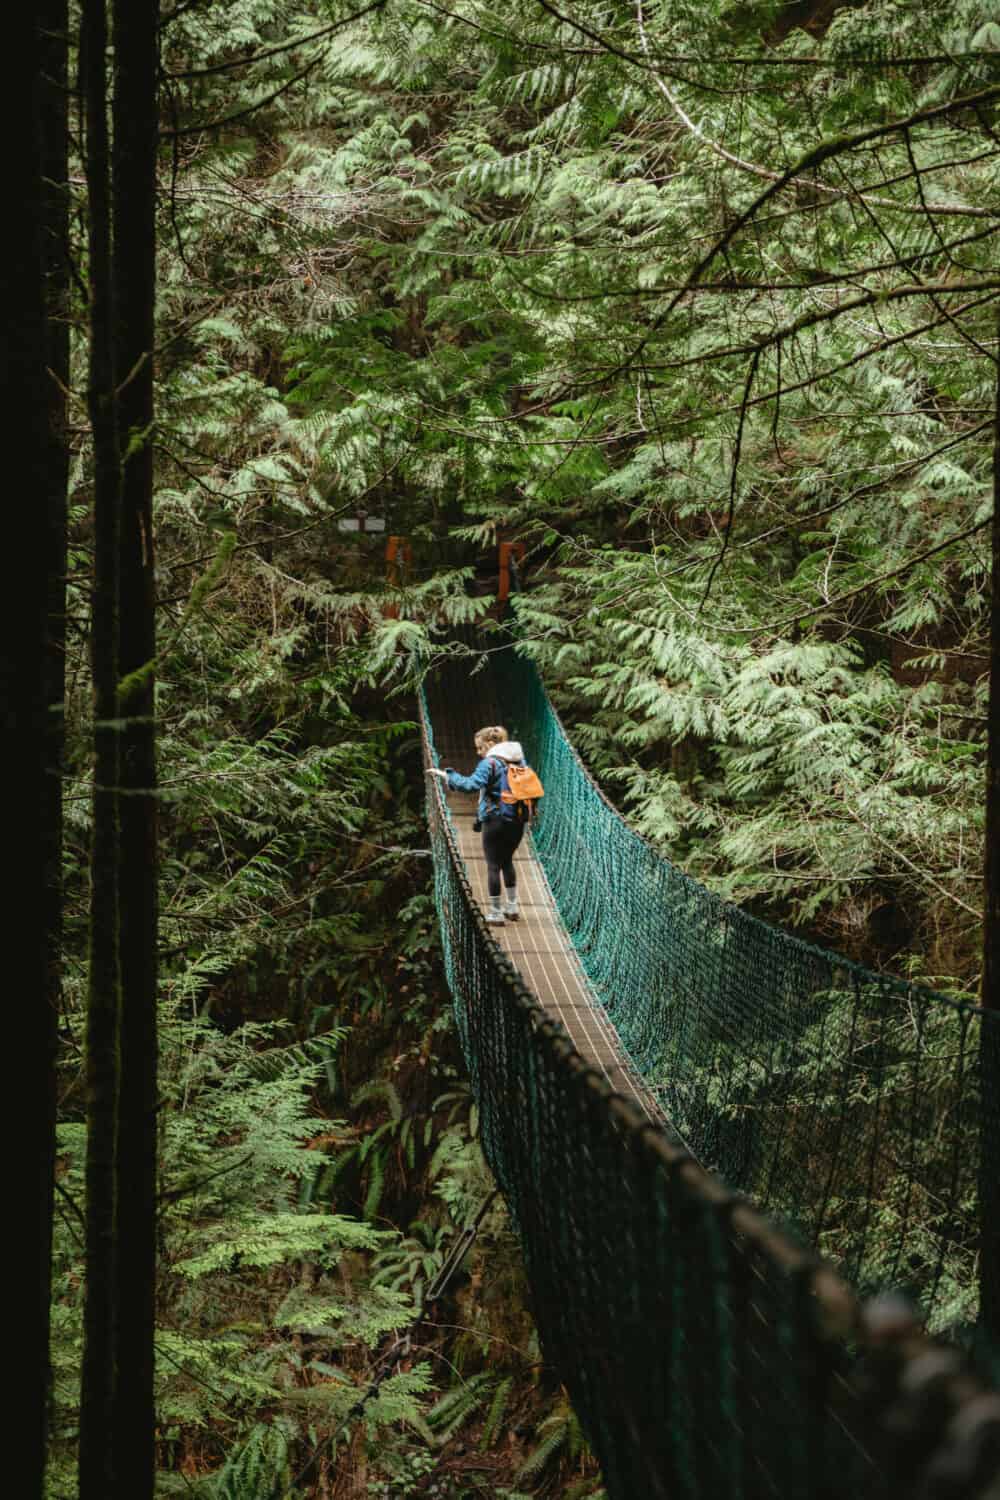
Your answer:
474;725;507;758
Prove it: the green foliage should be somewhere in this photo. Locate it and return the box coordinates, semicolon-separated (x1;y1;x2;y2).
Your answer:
170;0;989;991
213;1421;291;1500
371;1220;450;1314
425;1371;496;1442
515;1401;589;1485
480;1376;515;1451
50;1019;419;1489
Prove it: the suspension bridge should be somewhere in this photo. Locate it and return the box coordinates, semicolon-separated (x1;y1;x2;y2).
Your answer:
419;630;1000;1500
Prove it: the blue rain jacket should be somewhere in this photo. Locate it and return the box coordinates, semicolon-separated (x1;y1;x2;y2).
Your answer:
445;740;525;822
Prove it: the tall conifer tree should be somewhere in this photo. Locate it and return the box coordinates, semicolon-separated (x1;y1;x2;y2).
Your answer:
41;0;70;1137
7;8;59;1492
982;318;1000;1337
79;0;123;1493
112;2;159;1491
39;2;71;1479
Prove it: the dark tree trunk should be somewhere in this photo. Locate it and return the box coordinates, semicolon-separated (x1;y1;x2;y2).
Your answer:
41;0;70;1071
79;1;123;1495
40;0;71;1479
5;10;58;1494
112;2;160;1492
981;317;1000;1339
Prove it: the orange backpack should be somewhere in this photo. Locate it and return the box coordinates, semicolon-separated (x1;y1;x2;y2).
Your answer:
500;763;544;820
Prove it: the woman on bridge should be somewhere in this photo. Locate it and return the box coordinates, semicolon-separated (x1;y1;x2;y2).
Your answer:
428;725;529;926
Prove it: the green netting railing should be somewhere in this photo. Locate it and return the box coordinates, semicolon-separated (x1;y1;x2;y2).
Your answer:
420;692;1000;1500
484;641;997;1332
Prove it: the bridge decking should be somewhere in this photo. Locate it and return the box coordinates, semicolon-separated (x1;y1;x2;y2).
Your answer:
428;675;662;1123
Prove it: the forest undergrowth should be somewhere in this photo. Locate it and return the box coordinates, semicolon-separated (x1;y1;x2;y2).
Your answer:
52;558;604;1497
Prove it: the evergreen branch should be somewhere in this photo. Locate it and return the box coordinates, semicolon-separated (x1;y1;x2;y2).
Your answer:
118;532;236;699
825;145;1000;369
583;80;1000;387
157;1152;254;1206
638;279;1000;374
423;0;996;68
751;520;991;636
167;5;387;80
641;290;1000;410
502;216;1000;303
157;0;210;28
634;2;999;222
699;347;760;613
736;421;993;551
521;413;993;626
676;82;1000;296
162;53;325;139
844;807;982;917
153;1338;246;1407
55;1177;87;1237
744;292;1000;411
285;1194;499;1493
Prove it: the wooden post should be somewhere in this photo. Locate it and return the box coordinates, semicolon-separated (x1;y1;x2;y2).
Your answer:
497;541;525;606
384;535;411;619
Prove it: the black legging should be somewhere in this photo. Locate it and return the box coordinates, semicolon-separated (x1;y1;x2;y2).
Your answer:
481;815;524;898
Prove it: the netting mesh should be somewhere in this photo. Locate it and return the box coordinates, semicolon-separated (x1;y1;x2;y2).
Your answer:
486;641;996;1331
420;688;1000;1499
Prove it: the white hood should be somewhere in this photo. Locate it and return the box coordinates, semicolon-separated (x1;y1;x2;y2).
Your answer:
490;740;524;763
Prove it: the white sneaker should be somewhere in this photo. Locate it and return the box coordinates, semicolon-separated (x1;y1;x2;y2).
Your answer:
502;893;519;920
485;904;505;925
